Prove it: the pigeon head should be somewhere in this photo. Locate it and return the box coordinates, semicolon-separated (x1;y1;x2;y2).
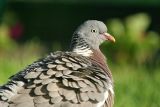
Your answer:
70;20;115;56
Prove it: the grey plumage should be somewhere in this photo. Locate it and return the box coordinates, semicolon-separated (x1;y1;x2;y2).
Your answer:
0;20;115;107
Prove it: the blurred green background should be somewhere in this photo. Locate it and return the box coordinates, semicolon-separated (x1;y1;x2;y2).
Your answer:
0;0;160;107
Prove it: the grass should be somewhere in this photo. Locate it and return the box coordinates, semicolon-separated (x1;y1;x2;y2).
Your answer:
111;64;160;107
0;52;160;107
0;56;39;84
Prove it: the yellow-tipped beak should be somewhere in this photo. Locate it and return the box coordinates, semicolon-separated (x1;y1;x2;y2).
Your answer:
104;33;116;43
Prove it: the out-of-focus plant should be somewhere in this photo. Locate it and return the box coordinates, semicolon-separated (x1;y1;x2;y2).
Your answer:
103;13;159;66
0;10;45;82
0;39;44;84
0;24;18;51
0;10;45;61
0;11;18;52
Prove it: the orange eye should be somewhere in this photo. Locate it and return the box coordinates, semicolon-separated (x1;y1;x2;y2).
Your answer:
91;29;97;33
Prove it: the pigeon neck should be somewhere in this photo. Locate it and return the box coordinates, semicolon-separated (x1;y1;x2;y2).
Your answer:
70;34;94;57
72;45;93;57
91;49;113;80
91;49;107;65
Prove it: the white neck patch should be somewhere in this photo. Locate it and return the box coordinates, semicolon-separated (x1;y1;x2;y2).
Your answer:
73;47;93;57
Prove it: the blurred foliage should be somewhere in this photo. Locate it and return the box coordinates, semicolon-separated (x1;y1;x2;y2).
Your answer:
0;39;45;83
0;24;17;50
0;10;18;51
103;13;160;66
0;0;6;23
0;11;45;83
111;64;160;107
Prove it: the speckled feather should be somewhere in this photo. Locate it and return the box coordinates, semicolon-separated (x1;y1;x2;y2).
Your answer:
0;51;113;107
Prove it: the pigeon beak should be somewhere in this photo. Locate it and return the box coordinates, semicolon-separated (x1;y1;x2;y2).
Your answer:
103;33;116;43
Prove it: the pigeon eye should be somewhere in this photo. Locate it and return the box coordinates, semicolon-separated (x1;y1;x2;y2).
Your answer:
91;29;97;33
